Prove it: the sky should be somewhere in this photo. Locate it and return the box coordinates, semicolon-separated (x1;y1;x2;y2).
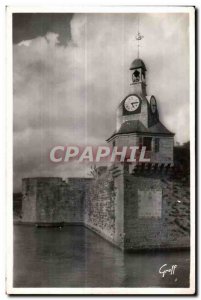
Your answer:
13;13;190;191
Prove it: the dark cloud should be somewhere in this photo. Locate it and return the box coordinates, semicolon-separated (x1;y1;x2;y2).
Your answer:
13;13;73;45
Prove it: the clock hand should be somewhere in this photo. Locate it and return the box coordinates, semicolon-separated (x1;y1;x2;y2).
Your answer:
131;102;138;107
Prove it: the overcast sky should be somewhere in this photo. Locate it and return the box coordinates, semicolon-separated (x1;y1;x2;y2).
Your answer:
13;13;190;191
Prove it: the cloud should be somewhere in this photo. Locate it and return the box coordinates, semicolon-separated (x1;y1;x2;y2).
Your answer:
13;13;190;191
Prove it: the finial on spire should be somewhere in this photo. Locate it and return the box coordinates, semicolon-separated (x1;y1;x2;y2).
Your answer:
135;15;144;58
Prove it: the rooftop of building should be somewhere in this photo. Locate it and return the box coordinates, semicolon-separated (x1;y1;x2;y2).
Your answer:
106;120;174;141
129;58;147;71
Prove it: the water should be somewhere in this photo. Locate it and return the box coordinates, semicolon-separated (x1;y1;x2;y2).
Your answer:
14;225;190;288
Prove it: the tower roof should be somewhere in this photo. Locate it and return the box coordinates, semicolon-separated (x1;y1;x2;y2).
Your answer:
130;58;147;71
106;120;174;142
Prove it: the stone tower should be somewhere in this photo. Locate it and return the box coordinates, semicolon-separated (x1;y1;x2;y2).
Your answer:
107;58;174;170
102;57;190;251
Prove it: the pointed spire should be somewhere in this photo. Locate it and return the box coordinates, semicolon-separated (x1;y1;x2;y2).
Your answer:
135;15;144;58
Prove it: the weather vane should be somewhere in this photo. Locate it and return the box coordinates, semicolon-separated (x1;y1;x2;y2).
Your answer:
135;15;144;58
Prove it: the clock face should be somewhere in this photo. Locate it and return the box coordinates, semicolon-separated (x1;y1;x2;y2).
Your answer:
150;96;157;114
124;95;140;112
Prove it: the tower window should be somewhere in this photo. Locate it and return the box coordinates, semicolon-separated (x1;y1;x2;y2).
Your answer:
155;138;160;153
132;70;140;82
143;137;152;151
134;70;140;77
112;140;116;147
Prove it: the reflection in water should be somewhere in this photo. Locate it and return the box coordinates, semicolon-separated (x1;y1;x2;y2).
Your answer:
14;225;190;287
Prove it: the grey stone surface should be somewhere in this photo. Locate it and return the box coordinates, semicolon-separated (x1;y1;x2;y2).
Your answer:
21;170;190;251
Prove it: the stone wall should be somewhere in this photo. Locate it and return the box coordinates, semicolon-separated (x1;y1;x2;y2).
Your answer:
22;178;38;223
21;169;190;251
124;175;190;250
84;169;116;245
21;177;91;224
84;168;125;249
13;193;22;220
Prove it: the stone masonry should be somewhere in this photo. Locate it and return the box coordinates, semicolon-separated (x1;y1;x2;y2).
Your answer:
20;164;190;251
21;177;91;224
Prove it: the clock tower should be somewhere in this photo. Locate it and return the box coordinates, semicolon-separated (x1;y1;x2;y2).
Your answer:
130;57;147;97
106;57;174;166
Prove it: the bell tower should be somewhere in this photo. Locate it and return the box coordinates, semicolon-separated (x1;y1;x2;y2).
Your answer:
114;57;149;132
106;23;174;165
130;58;147;97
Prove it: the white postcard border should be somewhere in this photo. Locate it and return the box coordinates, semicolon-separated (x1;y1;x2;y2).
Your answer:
6;5;196;295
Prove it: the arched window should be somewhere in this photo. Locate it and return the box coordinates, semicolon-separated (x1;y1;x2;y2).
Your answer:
132;70;140;82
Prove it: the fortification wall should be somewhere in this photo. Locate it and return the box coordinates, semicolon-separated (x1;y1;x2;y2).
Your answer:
22;178;38;223
84;169;124;248
124;175;190;250
22;177;90;224
21;170;190;251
